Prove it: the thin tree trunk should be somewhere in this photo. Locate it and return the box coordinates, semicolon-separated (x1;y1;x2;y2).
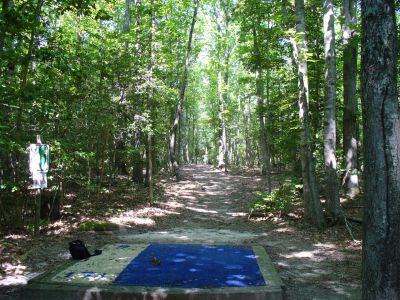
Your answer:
147;134;153;201
293;0;325;227
123;0;131;32
342;0;359;198
122;0;143;183
252;21;272;192
184;109;190;163
235;96;241;166
17;0;44;126
146;0;155;202
323;0;342;222
361;0;400;297
192;116;196;163
311;55;323;140
265;21;273;175
213;3;231;171
0;0;10;53
169;0;199;179
217;68;227;169
177;119;182;164
244;97;252;167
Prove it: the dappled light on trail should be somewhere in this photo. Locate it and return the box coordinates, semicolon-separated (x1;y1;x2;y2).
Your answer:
0;164;362;299
108;207;180;227
116;164;361;298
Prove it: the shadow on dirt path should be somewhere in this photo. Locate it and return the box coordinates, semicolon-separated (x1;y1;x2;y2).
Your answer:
0;164;361;300
115;164;361;300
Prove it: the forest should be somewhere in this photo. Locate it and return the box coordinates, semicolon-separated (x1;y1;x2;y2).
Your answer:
0;0;399;299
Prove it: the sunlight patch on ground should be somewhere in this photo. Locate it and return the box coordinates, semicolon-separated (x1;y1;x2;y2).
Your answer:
181;195;196;200
110;216;155;226
120;228;259;244
186;207;218;214
0;275;28;286
314;243;337;249
283;251;315;259
202;170;224;174
225;212;247;217
4;234;30;241
45;220;76;235
108;207;180;226
273;227;295;233
163;201;185;208
282;243;345;262
0;263;39;287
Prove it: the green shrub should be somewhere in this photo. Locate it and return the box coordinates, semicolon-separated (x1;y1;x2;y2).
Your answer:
249;180;302;215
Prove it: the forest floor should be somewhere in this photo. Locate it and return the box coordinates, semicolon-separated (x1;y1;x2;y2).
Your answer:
0;164;362;299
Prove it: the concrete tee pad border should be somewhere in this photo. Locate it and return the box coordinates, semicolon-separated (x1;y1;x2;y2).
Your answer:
23;243;284;300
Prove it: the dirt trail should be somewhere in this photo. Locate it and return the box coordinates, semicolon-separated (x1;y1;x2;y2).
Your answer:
0;164;361;299
118;164;362;299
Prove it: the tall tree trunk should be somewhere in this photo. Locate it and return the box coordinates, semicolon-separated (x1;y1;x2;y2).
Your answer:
235;96;241;166
122;0;143;183
123;0;131;32
131;130;143;183
17;0;44;128
169;0;199;179
361;0;400;298
323;0;342;222
115;0;130;177
244;97;252;167
0;0;10;54
293;0;325;227
14;0;44;182
217;68;227;169
192;116;196;163
214;4;229;171
146;0;156;201
178;115;183;164
311;55;323;141
342;0;359;198
252;22;272;192
185;111;190;163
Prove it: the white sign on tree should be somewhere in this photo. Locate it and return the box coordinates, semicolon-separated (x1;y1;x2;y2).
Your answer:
29;144;49;189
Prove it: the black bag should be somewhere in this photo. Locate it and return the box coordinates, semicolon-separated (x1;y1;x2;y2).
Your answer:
69;240;102;260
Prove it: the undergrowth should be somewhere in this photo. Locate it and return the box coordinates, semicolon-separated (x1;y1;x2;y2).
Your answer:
249;177;302;216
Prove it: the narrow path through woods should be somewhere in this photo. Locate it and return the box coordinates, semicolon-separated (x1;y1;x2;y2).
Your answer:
115;165;361;299
0;165;362;300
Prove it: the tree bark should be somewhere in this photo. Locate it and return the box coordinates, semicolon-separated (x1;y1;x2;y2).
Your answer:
293;0;325;227
0;0;10;54
169;0;199;179
244;97;252;167
217;67;227;169
252;26;272;191
361;0;400;298
123;0;132;32
131;130;143;183
146;0;156;201
214;4;230;171
185;110;190;163
342;0;359;198
192;116;196;163
323;0;342;222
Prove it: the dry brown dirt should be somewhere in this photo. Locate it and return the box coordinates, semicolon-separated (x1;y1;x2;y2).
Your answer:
0;164;362;299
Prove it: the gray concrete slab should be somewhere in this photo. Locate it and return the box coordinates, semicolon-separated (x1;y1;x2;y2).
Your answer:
22;244;284;300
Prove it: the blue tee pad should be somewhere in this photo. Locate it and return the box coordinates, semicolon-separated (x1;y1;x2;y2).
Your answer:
113;244;266;288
